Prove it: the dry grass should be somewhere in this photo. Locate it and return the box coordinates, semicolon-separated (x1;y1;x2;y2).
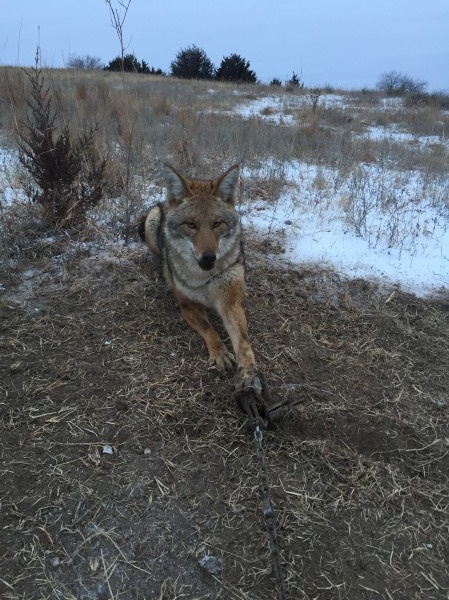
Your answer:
1;228;448;599
1;68;448;172
1;68;448;251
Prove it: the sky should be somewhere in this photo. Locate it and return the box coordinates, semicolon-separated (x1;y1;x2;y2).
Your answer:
0;0;447;91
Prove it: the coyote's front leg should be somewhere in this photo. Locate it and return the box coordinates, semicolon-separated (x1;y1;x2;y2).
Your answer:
213;279;256;383
175;291;235;373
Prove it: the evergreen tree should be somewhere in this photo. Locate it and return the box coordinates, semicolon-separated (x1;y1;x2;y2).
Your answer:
215;54;257;83
170;45;215;80
17;65;106;226
286;71;304;89
104;54;152;73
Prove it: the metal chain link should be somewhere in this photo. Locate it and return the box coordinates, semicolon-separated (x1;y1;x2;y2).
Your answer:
253;425;287;600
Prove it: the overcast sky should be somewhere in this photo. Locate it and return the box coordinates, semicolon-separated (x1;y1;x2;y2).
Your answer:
1;0;447;91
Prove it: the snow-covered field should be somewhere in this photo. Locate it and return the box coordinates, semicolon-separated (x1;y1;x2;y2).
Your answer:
239;159;448;297
231;95;449;298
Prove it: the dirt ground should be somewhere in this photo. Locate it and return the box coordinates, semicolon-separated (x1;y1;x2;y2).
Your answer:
1;229;449;599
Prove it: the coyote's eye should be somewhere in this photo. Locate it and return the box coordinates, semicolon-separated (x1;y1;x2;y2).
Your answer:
186;222;196;229
212;221;222;228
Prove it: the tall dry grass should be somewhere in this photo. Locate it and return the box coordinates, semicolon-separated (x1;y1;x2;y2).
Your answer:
0;66;448;254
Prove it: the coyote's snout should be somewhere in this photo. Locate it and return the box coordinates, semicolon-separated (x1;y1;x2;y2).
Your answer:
141;163;256;383
198;251;216;271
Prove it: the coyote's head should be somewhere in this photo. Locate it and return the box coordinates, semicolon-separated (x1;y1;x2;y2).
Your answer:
164;164;241;271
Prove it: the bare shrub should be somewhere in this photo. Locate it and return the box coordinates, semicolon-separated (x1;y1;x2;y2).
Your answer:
377;70;427;96
67;54;103;70
105;0;132;76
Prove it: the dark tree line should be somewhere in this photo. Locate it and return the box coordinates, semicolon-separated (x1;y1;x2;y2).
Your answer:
67;46;259;83
104;54;163;75
170;45;258;83
169;46;257;82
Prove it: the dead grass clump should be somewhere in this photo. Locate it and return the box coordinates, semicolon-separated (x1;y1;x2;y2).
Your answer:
402;104;449;137
75;80;88;101
151;94;172;117
349;88;383;107
260;106;275;116
0;197;48;260
95;79;111;105
246;175;287;204
0;67;28;136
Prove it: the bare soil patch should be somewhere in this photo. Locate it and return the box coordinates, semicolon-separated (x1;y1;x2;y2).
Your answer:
1;231;449;599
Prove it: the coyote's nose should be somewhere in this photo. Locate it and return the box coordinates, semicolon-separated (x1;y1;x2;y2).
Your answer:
198;251;216;270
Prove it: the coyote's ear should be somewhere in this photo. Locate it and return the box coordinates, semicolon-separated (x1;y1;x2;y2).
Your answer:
213;164;240;205
164;163;192;207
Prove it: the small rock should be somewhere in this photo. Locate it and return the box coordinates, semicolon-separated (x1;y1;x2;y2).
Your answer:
89;557;100;572
199;554;223;575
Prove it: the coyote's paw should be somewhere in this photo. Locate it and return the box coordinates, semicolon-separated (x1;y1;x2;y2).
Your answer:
208;349;236;373
235;371;262;394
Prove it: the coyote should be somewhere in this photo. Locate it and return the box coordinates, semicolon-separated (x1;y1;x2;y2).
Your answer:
140;163;256;383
